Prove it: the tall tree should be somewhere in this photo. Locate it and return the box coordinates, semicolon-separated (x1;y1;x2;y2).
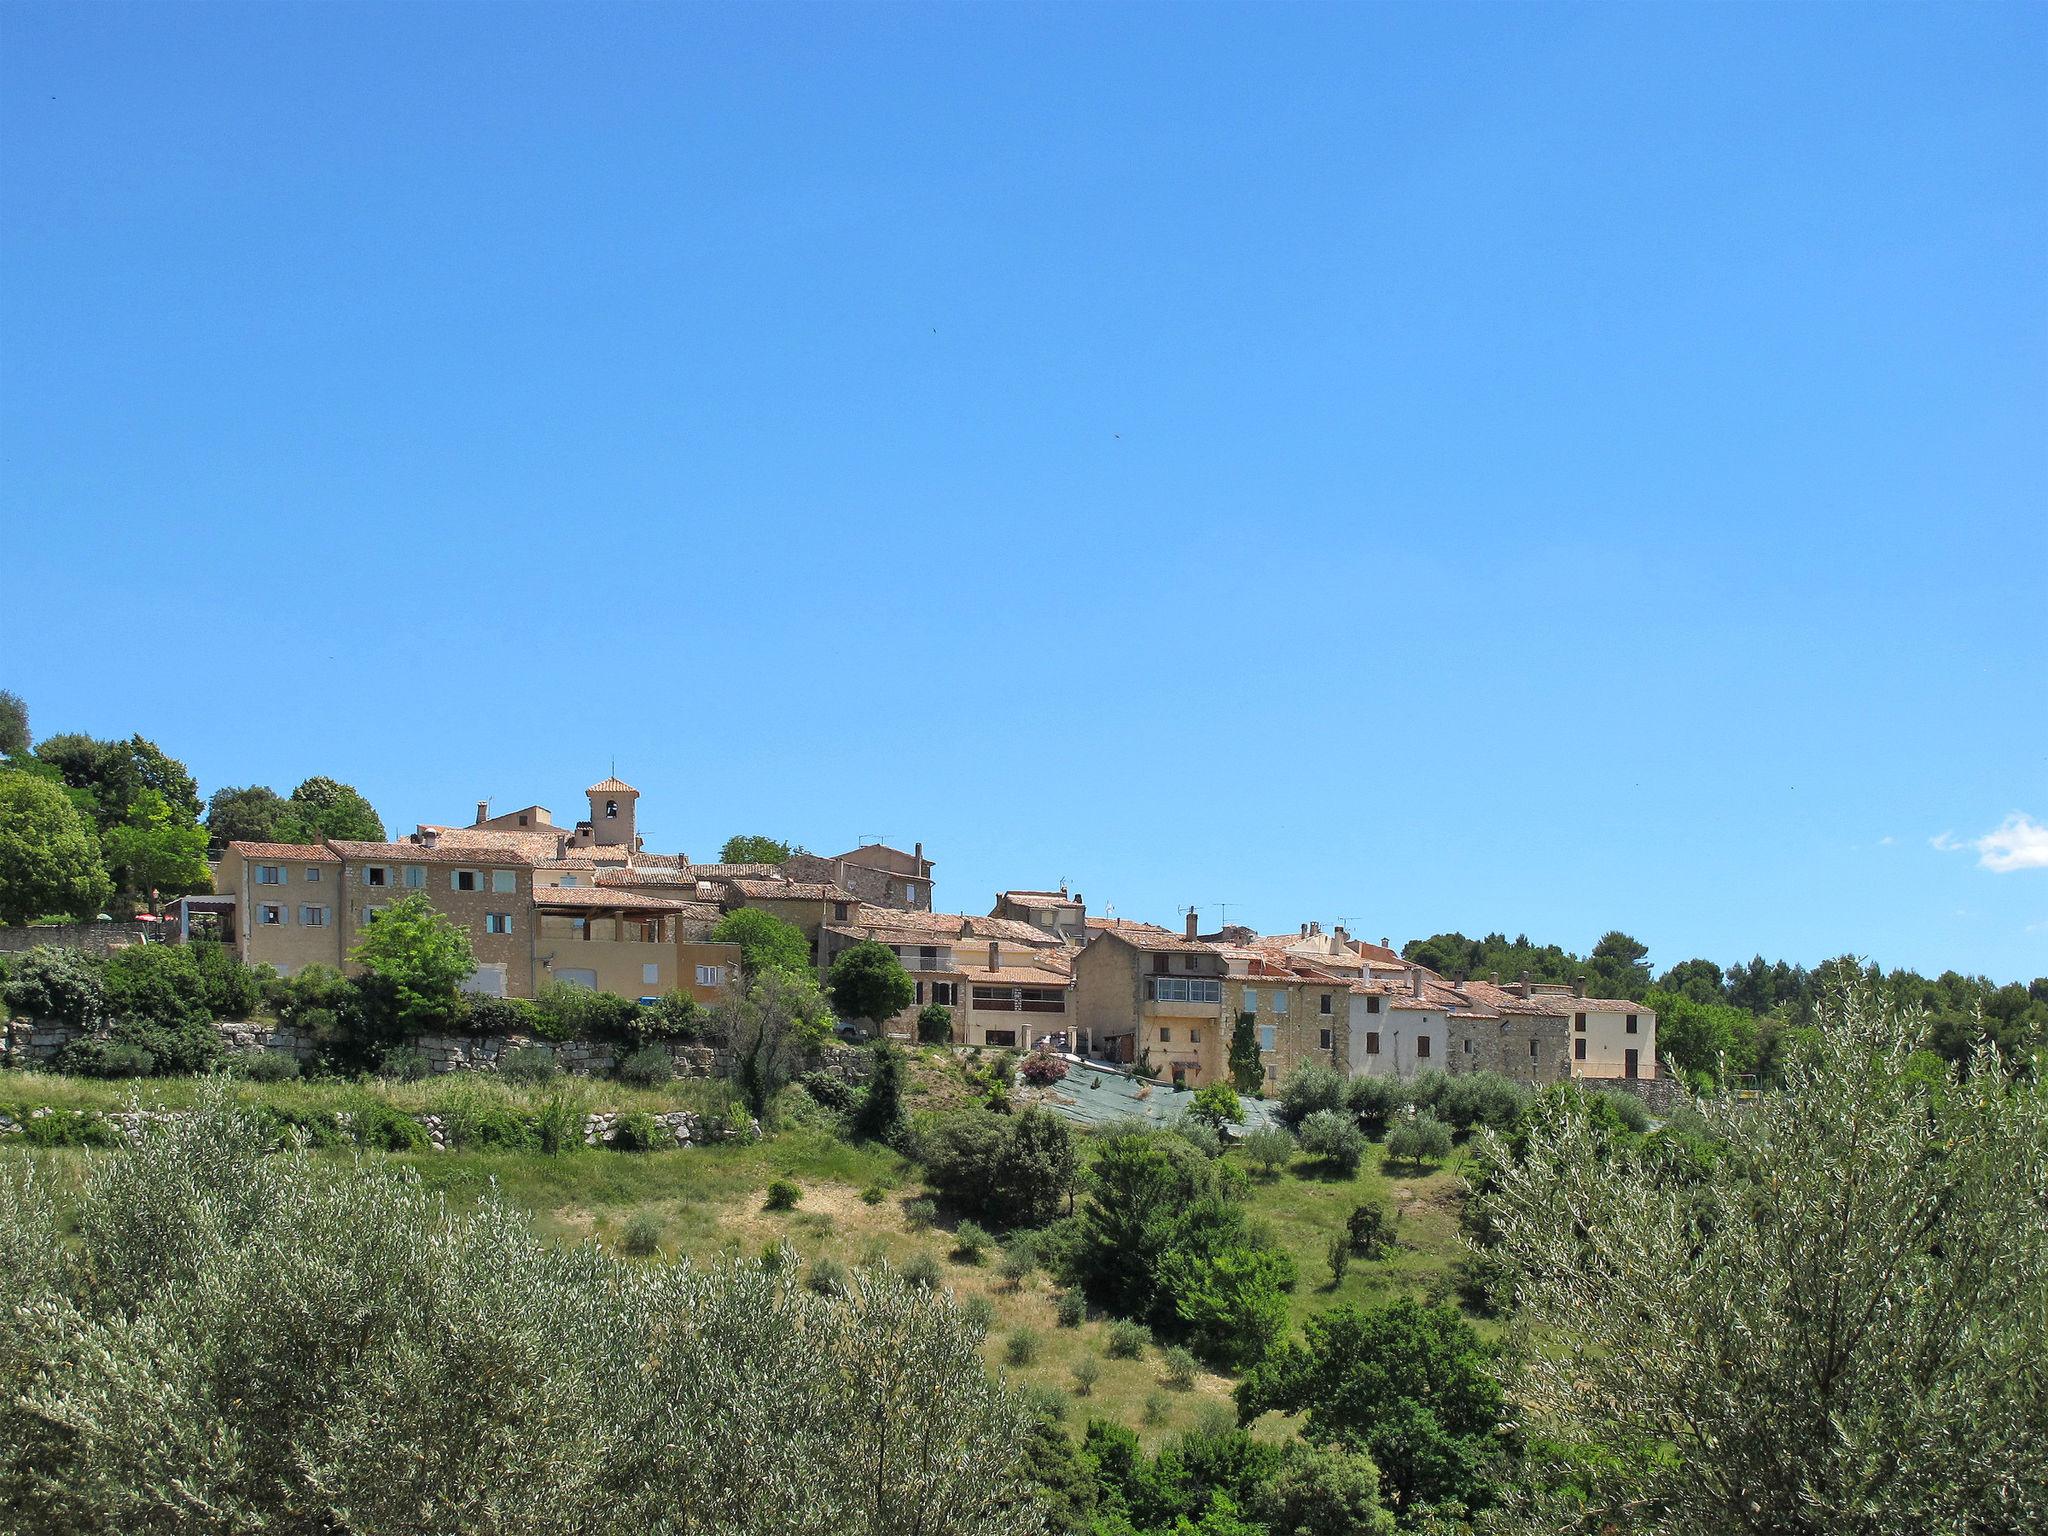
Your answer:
1485;983;2048;1535
1584;931;1652;999
1228;1011;1264;1093
347;892;474;1033
719;834;803;864
714;968;834;1118
709;907;814;978
205;785;310;846
100;789;212;904
288;776;384;841
0;770;112;924
0;690;27;758
827;939;915;1028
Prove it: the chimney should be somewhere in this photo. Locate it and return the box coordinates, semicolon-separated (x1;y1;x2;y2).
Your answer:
475;800;490;825
1517;969;1531;997
1410;967;1424;998
1185;910;1199;941
1574;974;1587;998
914;841;923;862
1309;920;1321;937
1490;970;1500;986
987;940;1000;972
1334;925;1349;946
1299;922;1309;938
1380;937;1389;950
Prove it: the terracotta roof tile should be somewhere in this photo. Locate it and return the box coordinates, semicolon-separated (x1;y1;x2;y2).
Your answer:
586;777;638;794
531;885;687;912
226;841;340;862
329;840;536;866
728;877;854;902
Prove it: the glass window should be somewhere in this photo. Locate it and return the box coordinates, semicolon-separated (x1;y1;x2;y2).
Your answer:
1243;988;1258;1014
258;904;283;925
1158;1028;1171;1043
1319;1028;1332;1049
256;865;283;885
1367;995;1381;1015
696;964;727;987
452;870;480;892
642;963;660;985
305;867;320;883
1319;993;1332;1015
1626;1014;1639;1033
366;866;388;887
1274;991;1289;1015
299;906;327;927
485;913;513;934
1259;1025;1276;1051
1416;1036;1431;1059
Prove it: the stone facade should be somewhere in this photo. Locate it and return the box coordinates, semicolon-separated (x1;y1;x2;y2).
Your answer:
1445;1011;1574;1084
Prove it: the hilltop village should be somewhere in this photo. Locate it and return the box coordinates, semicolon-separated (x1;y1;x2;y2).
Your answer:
204;773;1658;1092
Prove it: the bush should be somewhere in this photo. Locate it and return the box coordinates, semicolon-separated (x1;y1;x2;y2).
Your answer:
797;1070;857;1113
1298;1108;1366;1177
1107;1320;1151;1360
532;981;640;1043
919;1108;1079;1228
853;1041;907;1142
1004;1328;1041;1366
1072;1357;1101;1396
1327;1233;1351;1287
615;1044;675;1088
1241;1124;1294;1178
611;1111;664;1152
235;1050;301;1082
1055;1290;1086;1327
860;1183;886;1205
1386;1111;1453;1168
1431;1071;1532;1138
951;1220;994;1262
1161;1345;1199;1389
999;1243;1039;1289
637;991;703;1041
1345;1074;1408;1140
764;1178;802;1211
377;1045;431;1082
905;1198;938;1231
60;1014;223;1079
961;1294;996;1333
1142;1394;1168;1426
2;945;105;1027
18;1108;121;1147
1168;1113;1223;1158
499;1045;559;1085
1587;1087;1652;1134
807;1256;848;1297
462;995;539;1036
1346;1198;1398;1259
55;1035;157;1079
532;1093;584;1155
190;941;263;1020
1019;1049;1068;1087
903;1250;943;1289
263;964;351;1035
102;943;210;1028
1189;1081;1242;1128
1276;1062;1346;1129
351;1101;429;1152
441;1095;538;1153
621;1213;663;1257
917;1004;954;1044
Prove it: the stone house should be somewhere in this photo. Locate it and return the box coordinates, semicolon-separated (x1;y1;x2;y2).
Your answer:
1071;914;1230;1085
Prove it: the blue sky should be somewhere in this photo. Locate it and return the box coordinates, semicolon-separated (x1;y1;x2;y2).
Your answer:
4;2;2043;982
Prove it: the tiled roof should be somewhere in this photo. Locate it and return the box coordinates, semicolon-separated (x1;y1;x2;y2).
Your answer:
964;963;1075;987
226;841;339;862
531;885;687;912
1086;919;1213;955
586;777;638;795
329;840;535;866
1001;891;1079;910
681;863;787;881
595;867;694;888
416;825;565;859
728;877;854;902
823;924;966;956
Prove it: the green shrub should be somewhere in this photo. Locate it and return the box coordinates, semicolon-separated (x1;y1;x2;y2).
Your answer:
1055;1290;1086;1327
1588;1087;1652;1134
860;1183;887;1206
1004;1328;1041;1366
764;1178;802;1211
102;943;210;1028
17;1108;121;1148
441;1097;537;1153
621;1213;663;1257
60;1015;222;1079
351;1101;429;1152
961;1294;996;1333
2;946;105;1027
376;1045;430;1082
532;1093;585;1155
1430;1071;1532;1137
1386;1111;1453;1168
633;991;703;1041
1345;1074;1409;1140
499;1045;559;1086
611;1112;664;1152
916;1004;954;1044
55;1036;158;1079
1276;1062;1346;1129
1241;1124;1294;1178
951;1220;993;1262
190;941;263;1020
919;1108;1079;1228
1106;1320;1151;1359
1346;1198;1398;1258
615;1044;675;1088
999;1242;1039;1289
463;995;539;1036
266;1104;346;1148
262;964;350;1034
1071;1356;1101;1396
807;1255;848;1297
532;981;642;1043
905;1198;938;1231
1298;1108;1366;1177
903;1250;943;1289
1142;1393;1167;1426
1161;1344;1199;1389
234;1050;301;1083
797;1070;856;1113
1327;1233;1351;1287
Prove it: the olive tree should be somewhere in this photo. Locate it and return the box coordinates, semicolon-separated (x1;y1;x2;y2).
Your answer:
1485;981;2048;1535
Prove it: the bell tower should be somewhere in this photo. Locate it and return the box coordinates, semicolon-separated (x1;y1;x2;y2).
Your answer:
585;776;640;850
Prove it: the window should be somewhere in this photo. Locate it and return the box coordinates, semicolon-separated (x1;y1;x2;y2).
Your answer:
257;904;284;925
1148;977;1222;1004
1574;1038;1587;1060
1243;987;1259;1014
1259;1024;1276;1051
1626;1014;1639;1033
404;865;425;888
931;981;957;1006
1182;954;1200;970
642;963;660;986
518;815;529;827
1319;993;1332;1015
452;869;481;892
914;980;924;1005
696;964;727;987
1416;1036;1432;1060
833;902;850;922
919;945;940;969
304;867;320;884
362;905;385;923
984;1029;1017;1047
491;870;517;893
560;875;578;887
365;866;389;887
299;906;327;927
485;913;513;934
1463;1038;1473;1055
1319;1028;1332;1050
1189;1029;1201;1044
905;883;919;902
1152;954;1170;975
1366;995;1381;1014
256;865;283;885
1158;1028;1171;1043
1273;990;1289;1015
604;799;618;819
1528;1039;1539;1058
1365;1031;1381;1055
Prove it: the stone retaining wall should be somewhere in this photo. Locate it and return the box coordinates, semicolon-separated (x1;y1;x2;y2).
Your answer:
0;1103;755;1150
0;922;155;957
1583;1072;1688;1114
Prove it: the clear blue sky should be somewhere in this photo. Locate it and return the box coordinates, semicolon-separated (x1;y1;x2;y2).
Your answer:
4;2;2044;983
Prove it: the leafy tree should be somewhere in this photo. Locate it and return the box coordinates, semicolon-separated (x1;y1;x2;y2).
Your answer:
853;1039;907;1141
1239;1125;1294;1179
205;784;311;846
287;776;384;841
346;891;474;1035
1343;1075;1406;1140
0;689;27;757
1384;1112;1451;1168
1227;1012;1263;1093
920;1107;1078;1227
100;789;212;902
1644;986;1759;1084
1585;930;1653;1000
1484;981;2048;1535
710;906;814;979
1236;1297;1506;1514
1296;1109;1364;1177
715;967;835;1119
719;834;804;864
101;942;211;1027
917;1002;955;1043
828;939;915;1028
1275;1062;1344;1129
34;731;200;828
1258;1442;1396;1536
1188;1081;1241;1130
0;1087;1048;1534
0;944;107;1025
0;770;111;924
1654;956;1727;1006
1151;1197;1295;1366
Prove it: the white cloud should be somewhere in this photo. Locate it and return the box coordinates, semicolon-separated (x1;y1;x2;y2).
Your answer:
1877;835;1895;847
1934;813;2048;874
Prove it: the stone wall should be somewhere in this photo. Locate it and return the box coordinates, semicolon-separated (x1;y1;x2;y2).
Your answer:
1579;1072;1688;1115
0;921;154;957
0;1103;757;1150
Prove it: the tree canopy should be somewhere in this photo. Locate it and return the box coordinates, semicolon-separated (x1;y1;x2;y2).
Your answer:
710;907;815;979
346;892;475;1034
827;939;914;1026
0;690;27;758
720;834;805;864
0;771;112;925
